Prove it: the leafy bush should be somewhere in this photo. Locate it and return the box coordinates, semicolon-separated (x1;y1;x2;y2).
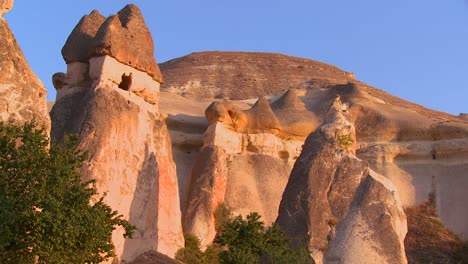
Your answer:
215;212;312;264
336;132;353;150
0;122;134;263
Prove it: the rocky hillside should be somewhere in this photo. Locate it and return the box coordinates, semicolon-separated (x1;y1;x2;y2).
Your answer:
159;51;356;99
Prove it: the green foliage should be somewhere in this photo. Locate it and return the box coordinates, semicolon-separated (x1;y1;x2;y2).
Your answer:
214;212;312;264
214;202;233;233
336;132;353;150
0;122;135;263
175;233;221;264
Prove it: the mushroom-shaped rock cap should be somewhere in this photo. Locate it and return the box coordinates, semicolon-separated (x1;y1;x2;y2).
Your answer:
0;0;13;16
90;4;163;83
245;97;281;133
62;10;106;63
272;89;319;137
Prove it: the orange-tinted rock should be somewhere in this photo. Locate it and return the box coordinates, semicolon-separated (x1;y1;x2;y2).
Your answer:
159;51;355;99
61;9;105;63
0;16;50;132
276;98;407;264
0;0;13;16
244;97;282;134
91;4;163;83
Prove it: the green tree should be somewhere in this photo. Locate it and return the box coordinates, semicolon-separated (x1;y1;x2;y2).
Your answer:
214;212;312;264
175;234;221;264
0;122;135;263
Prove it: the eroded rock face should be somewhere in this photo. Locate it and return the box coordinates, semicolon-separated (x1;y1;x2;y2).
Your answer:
91;4;163;83
182;115;303;247
51;82;183;263
159;51;355;99
0;0;13;16
276;97;407;264
0;12;50;132
51;5;182;263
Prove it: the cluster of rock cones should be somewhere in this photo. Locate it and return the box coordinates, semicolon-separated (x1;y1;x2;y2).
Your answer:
1;2;468;263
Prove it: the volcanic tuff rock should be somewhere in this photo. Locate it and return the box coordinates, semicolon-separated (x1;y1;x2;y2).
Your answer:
159;51;356;99
51;5;182;263
182;97;304;247
61;9;105;63
276;97;407;264
61;5;162;83
0;3;50;132
0;0;13;16
91;4;163;82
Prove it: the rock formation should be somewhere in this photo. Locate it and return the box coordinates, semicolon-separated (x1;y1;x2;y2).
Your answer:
91;4;163;83
159;51;356;99
0;0;13;17
0;0;50;131
50;5;183;263
182;96;304;247
276;97;407;264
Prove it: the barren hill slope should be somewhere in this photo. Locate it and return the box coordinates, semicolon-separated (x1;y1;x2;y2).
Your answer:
159;51;356;99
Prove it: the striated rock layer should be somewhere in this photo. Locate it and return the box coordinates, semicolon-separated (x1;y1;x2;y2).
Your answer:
276;97;407;264
0;6;50;132
159;51;355;99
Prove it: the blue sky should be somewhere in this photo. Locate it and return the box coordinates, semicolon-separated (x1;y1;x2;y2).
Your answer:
4;1;468;115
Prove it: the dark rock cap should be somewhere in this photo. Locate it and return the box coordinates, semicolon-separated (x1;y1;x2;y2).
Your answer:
62;9;106;63
90;4;163;83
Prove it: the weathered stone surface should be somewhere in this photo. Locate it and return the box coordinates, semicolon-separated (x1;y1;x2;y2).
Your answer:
182;119;302;247
183;146;228;247
0;17;50;132
245;97;282;134
276;97;407;264
89;56;160;105
0;0;13;16
61;9;105;63
158;51;468;245
325;171;407;264
159;51;355;99
271;89;320;138
91;4;163;83
51;83;183;262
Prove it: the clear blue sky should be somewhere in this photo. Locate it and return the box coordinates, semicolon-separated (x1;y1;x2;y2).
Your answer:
4;1;468;115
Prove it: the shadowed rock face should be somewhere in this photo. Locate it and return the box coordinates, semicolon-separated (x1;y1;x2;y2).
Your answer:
91;4;163;83
276;97;407;264
0;8;50;132
61;9;105;63
159;51;355;99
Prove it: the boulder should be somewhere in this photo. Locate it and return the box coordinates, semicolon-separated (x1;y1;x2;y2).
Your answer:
276;97;407;264
0;15;50;132
91;4;163;83
61;9;105;63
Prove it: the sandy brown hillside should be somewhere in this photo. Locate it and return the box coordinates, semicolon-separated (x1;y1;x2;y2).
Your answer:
159;51;356;99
